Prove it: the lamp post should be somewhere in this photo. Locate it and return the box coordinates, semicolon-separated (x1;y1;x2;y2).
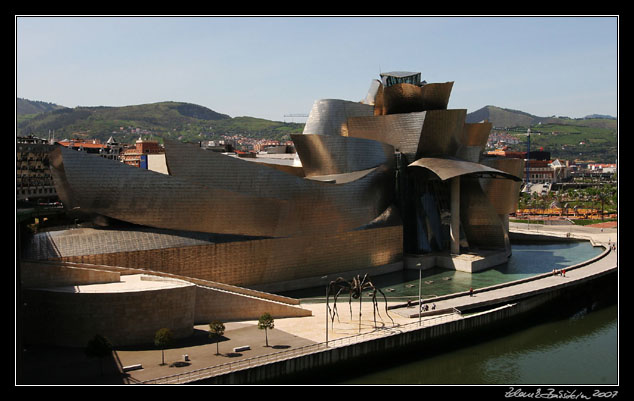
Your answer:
323;276;329;347
417;263;422;326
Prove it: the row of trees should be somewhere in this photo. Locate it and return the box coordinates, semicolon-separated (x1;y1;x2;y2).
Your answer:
517;184;617;219
85;312;277;374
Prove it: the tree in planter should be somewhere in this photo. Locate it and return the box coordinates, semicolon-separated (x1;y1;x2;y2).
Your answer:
85;334;112;376
208;321;225;355
258;313;275;347
154;328;173;366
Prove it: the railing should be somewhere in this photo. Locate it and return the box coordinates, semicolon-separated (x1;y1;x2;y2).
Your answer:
140;309;463;384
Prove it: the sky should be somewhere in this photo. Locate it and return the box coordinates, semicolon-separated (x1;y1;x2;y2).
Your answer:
16;16;618;122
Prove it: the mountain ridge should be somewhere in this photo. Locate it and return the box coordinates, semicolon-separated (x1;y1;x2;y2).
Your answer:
16;99;616;162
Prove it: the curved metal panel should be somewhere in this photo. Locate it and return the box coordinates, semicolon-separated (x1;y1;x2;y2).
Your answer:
347;111;427;157
479;157;525;215
417;109;466;158
408;157;523;182
53;144;395;238
303;99;374;136
362;79;381;105
456;121;492;162
460;177;510;252
50;146;286;237
164;140;395;236
374;82;454;115
291;133;394;176
347;109;467;160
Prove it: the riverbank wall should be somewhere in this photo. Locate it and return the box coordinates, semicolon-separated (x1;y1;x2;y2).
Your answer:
189;268;616;385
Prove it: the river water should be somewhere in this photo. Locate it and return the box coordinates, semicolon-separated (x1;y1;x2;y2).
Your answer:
279;241;619;385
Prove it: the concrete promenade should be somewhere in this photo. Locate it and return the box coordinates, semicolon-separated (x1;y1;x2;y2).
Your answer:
20;223;616;384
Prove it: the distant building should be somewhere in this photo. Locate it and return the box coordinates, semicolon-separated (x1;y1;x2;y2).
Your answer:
16;136;57;202
121;137;164;168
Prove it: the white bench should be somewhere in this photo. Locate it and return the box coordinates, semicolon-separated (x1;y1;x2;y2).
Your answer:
122;364;143;372
233;345;250;352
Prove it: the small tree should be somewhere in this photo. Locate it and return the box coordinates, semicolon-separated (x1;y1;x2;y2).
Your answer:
85;334;112;376
258;313;275;347
154;328;173;366
208;321;225;355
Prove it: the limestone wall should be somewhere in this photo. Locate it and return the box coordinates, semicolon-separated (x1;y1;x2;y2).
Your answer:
22;284;196;347
20;260;120;288
58;226;403;289
194;286;311;324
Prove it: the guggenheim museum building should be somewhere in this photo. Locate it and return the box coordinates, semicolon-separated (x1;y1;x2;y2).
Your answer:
20;71;524;346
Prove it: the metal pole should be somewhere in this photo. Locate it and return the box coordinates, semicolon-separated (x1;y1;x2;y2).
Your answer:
325;286;328;347
418;267;422;326
323;276;329;347
450;176;460;255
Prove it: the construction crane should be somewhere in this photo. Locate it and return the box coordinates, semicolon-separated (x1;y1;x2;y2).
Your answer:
283;113;308;123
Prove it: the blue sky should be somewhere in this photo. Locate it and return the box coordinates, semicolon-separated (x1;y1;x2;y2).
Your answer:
16;16;618;122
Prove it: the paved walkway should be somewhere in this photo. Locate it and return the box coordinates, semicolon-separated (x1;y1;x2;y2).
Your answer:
19;224;617;385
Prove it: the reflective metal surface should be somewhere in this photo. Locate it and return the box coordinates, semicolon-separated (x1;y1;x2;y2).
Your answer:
457;121;492;162
362;79;381;105
408;157;522;182
480;157;525;215
291;133;394;176
347;111;427;157
347;109;467;160
163;140;395;236
374;82;454;115
303;99;374;136
416;109;466;158
50;146;285;238
460;177;511;253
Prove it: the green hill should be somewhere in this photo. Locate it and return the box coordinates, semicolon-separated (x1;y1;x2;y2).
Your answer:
467;105;617;162
16;99;617;162
16;99;304;143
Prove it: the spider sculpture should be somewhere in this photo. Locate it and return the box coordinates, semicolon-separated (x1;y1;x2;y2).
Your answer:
326;274;394;331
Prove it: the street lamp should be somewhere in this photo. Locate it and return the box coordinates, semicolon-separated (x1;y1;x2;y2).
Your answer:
417;263;422;326
322;275;329;347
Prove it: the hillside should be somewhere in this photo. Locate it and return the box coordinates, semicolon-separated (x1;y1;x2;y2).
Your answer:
16;99;617;162
466;105;617;130
468;106;617;163
16;99;304;144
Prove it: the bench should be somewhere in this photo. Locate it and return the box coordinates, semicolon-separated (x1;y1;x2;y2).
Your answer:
233;345;250;352
122;364;143;372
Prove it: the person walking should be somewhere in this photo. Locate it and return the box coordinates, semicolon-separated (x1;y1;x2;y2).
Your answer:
469;287;473;297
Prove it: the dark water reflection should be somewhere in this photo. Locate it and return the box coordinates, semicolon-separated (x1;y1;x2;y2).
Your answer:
338;303;617;385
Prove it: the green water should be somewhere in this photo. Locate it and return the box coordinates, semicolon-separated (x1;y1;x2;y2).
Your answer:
338;303;618;385
280;242;604;302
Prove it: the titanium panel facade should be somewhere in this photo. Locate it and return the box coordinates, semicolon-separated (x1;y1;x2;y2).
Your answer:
457;121;493;162
162;140;396;236
303;99;374;136
408;157;523;182
50;146;286;238
375;82;454;115
347;111;427;158
291;133;394;176
460;177;511;253
480;157;525;215
416;109;466;158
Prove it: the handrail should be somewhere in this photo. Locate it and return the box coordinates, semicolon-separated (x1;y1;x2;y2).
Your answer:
140;309;463;384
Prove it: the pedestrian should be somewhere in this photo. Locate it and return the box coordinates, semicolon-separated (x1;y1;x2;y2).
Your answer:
562;268;566;277
469;287;473;297
432;303;436;310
